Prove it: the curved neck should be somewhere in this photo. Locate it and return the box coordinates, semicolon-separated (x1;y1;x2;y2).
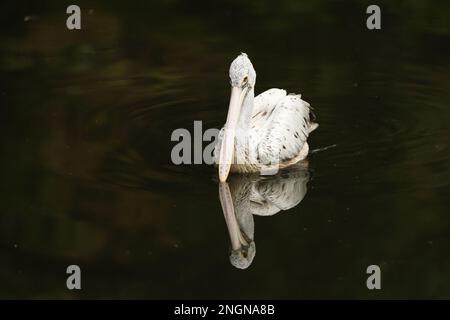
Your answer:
237;88;254;132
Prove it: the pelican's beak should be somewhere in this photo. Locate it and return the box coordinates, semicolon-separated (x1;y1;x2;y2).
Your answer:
219;86;248;182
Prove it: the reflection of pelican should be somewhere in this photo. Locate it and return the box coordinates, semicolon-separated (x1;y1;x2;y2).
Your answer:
215;53;318;182
219;164;310;269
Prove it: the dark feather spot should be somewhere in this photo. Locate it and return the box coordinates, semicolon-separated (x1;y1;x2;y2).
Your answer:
252;111;261;118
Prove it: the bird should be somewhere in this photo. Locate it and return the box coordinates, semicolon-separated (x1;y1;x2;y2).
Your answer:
214;53;318;182
218;164;310;269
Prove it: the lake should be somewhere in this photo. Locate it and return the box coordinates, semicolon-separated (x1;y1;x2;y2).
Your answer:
1;0;449;298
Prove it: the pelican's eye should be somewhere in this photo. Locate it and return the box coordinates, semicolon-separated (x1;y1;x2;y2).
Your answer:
242;76;249;87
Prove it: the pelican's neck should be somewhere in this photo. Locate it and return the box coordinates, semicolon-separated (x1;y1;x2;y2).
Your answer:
237;87;254;133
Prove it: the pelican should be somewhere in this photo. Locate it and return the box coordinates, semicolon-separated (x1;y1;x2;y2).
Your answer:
215;53;318;182
219;164;310;269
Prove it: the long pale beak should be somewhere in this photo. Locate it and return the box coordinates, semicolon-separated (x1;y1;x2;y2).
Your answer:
219;86;247;182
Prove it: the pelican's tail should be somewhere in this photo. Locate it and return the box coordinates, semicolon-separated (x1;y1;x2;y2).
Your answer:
303;100;318;134
308;122;319;133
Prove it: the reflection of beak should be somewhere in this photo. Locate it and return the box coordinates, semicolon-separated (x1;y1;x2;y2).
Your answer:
218;86;248;182
219;182;248;250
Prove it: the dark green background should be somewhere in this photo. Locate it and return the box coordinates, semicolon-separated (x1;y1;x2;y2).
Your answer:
0;0;449;298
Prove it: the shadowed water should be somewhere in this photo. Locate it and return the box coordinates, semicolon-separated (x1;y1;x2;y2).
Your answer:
1;0;450;298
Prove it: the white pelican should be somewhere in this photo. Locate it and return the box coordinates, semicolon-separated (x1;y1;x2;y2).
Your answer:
219;165;310;269
215;53;318;181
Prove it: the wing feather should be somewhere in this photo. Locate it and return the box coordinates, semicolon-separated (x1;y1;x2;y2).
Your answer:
255;94;314;165
251;88;286;125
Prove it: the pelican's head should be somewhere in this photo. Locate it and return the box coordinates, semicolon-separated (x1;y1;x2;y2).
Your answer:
218;53;256;182
229;53;256;88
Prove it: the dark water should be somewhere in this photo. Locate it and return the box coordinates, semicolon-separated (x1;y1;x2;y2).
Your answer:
1;1;450;298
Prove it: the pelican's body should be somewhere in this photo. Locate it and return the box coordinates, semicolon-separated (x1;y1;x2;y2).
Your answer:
215;53;318;181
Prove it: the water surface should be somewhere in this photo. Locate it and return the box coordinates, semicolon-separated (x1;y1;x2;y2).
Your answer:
1;0;450;298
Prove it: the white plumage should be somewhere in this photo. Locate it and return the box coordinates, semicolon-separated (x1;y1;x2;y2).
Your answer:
215;53;318;181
